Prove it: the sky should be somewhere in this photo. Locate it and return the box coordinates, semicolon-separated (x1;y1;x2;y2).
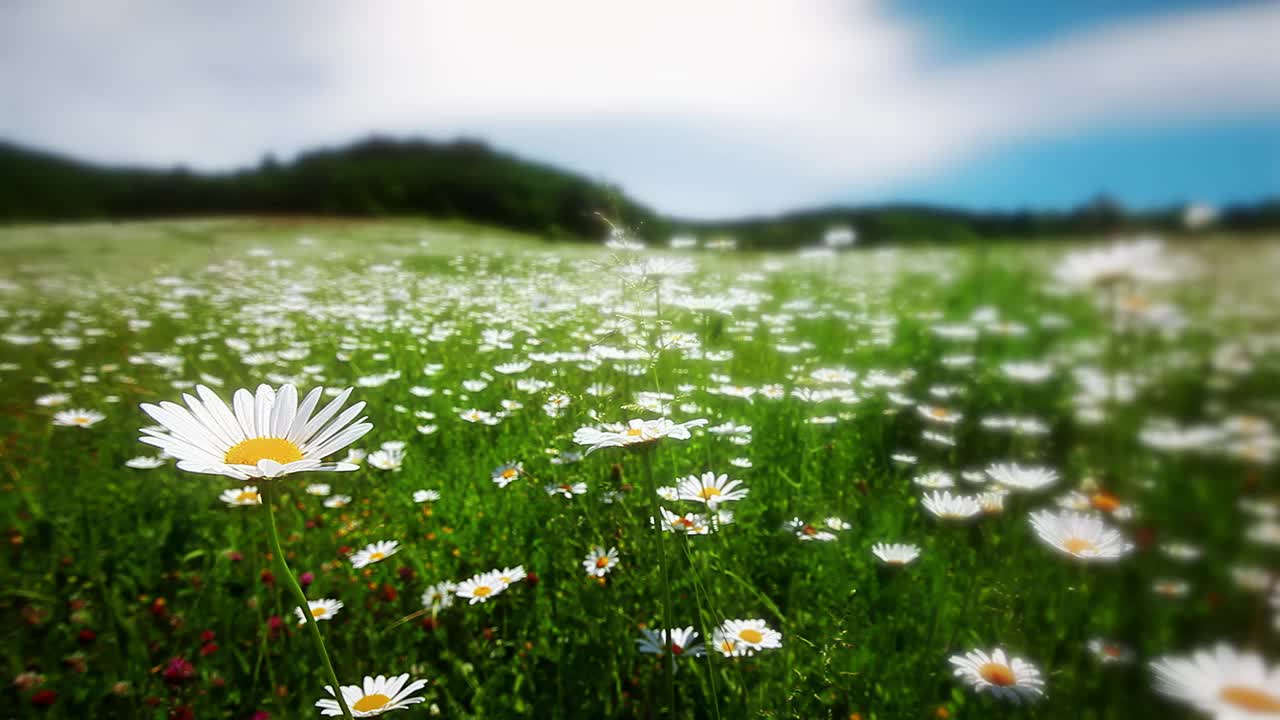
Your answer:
2;0;1278;218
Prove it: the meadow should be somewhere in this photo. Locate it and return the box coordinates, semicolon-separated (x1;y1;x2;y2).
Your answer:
0;218;1277;719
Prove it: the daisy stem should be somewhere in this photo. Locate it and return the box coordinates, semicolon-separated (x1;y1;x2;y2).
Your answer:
641;449;678;715
261;483;354;720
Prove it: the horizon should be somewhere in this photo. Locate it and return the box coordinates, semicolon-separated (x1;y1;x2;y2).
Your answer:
3;1;1279;218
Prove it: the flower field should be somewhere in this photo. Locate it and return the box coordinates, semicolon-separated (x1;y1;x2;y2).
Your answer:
1;219;1277;719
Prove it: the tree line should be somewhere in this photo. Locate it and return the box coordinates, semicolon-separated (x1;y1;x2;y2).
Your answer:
3;137;1276;247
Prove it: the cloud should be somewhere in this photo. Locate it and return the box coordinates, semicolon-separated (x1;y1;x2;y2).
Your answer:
3;0;1278;216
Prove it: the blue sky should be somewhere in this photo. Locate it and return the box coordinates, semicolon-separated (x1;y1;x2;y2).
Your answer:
2;0;1278;217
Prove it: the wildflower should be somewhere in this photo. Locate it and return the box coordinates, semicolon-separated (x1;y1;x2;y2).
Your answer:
676;472;748;509
583;546;619;577
456;571;507;604
54;409;105;428
125;456;167;469
949;648;1044;704
985;463;1058;492
324;495;352;508
546;482;587;499
715;619;782;656
421;582;457;612
412;490;440;503
920;491;982;521
1087;639;1134;665
573;417;708;454
491;462;524;488
294;599;344;626
219;486;262;506
316;674;427;717
784;518;838;542
1151;644;1280;717
1028;510;1134;561
139;384;371;480
636;626;705;659
351;541;400;569
871;543;921;566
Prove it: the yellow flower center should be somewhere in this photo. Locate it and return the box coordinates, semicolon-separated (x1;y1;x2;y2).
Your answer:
501;468;517;479
311;606;327;617
224;437;303;466
73;416;92;425
368;552;385;562
235;490;260;503
595;555;611;568
352;693;392;712
929;407;950;419
473;585;492;597
738;628;764;644
626;427;645;437
978;663;1016;686
1063;537;1097;555
699;486;722;499
1219;685;1280;712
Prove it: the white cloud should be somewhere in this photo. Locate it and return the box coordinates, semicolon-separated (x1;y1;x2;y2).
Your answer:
3;0;1277;216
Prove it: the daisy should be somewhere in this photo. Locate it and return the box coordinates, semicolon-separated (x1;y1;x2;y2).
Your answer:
1087;638;1134;665
351;541;400;569
871;542;921;566
316;673;427;717
294;598;344;626
125;456;167;469
583;546;619;577
306;483;332;496
1151;643;1280;717
219;485;262;506
54;409;105;428
918;405;961;424
783;518;838;542
572;417;708;454
921;491;982;521
658;508;712;535
324;494;352;508
421;581;457;613
717;619;782;656
949;648;1045;705
494;566;527;586
1028;510;1134;561
986;463;1059;492
913;471;954;489
455;571;507;604
636;626;705;658
546;482;587;499
412;489;440;503
368;444;404;471
139;384;371;480
491;462;524;488
676;471;749;508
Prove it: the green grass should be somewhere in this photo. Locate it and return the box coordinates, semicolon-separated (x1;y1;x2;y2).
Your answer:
0;219;1276;719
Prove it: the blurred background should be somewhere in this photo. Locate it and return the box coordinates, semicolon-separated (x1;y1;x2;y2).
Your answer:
2;0;1278;246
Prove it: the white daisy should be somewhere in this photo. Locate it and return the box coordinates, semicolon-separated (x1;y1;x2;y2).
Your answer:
546;482;587;499
636;626;705;658
125;455;167;469
921;491;982;520
456;571;507;604
324;494;352;508
218;485;262;506
783;518;838;542
294;598;344;626
412;489;440;503
494;566;527;586
316;673;427;717
675;471;748;508
950;648;1044;704
1029;510;1134;561
350;540;400;569
986;463;1059;492
572;417;708;454
871;542;921;566
1151;643;1280;717
139;384;371;480
583;546;619;577
1087;638;1134;665
54;408;105;428
306;483;332;496
491;462;524;488
421;581;457;612
716;619;782;656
